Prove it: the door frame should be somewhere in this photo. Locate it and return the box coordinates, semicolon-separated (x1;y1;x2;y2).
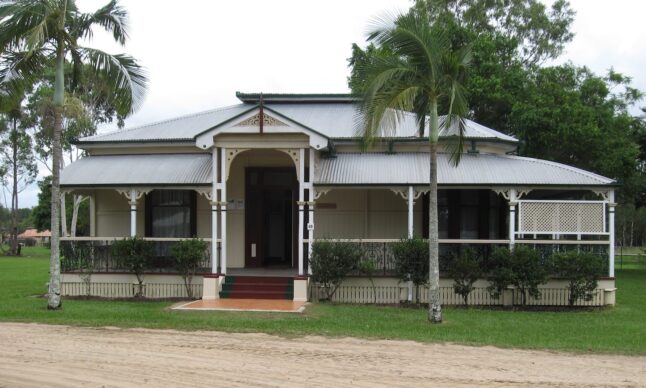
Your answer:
244;167;298;268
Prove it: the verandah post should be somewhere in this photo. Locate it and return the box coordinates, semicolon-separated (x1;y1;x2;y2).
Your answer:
220;147;227;275
211;147;219;273
508;188;518;250
298;148;305;276
408;185;414;238
608;189;616;277
307;148;315;275
129;188;137;237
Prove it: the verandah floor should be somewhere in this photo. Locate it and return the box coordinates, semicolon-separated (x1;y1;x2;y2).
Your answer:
173;299;306;313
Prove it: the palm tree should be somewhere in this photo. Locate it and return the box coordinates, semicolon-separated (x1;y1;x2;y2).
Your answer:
354;11;471;323
0;0;147;309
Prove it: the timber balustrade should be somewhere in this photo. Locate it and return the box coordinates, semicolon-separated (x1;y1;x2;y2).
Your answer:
60;237;609;274
60;237;217;273
306;238;609;276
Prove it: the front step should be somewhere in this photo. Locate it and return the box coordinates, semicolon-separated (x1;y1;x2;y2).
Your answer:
220;276;294;300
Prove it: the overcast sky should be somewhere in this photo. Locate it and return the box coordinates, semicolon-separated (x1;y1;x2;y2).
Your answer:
11;0;646;208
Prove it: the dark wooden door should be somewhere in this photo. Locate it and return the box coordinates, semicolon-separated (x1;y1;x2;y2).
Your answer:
245;168;297;268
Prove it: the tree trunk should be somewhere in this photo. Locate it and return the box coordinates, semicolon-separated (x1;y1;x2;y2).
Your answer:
428;100;442;323
70;195;85;237
47;43;65;310
10;117;18;255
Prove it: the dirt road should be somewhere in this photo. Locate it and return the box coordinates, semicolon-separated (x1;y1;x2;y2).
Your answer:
0;322;644;387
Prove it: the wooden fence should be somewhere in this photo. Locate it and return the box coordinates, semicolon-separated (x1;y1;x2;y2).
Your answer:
513;288;604;307
61;282;202;299
311;284;606;306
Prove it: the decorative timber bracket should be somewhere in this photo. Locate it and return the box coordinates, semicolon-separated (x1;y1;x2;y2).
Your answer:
224;148;249;181
116;188;152;205
390;187;425;204
195;188;216;205
313;187;331;200
592;189;610;202
492;187;532;202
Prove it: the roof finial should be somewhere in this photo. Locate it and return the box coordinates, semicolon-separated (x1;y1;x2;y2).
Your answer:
259;92;264;134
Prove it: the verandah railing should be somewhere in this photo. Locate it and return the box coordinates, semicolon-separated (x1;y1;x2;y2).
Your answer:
308;238;610;276
60;237;217;273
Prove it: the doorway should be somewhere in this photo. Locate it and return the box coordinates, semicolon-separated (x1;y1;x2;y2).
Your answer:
245;168;297;268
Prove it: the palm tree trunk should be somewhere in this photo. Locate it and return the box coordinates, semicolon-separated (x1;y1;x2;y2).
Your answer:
428;100;442;323
47;43;65;310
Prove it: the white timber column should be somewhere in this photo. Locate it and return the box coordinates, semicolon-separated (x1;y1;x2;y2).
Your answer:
89;193;96;237
211;148;219;274
508;188;518;250
298;148;305;276
608;189;616;277
220;147;228;275
307;148;315;275
408;186;414;238
129;188;137;237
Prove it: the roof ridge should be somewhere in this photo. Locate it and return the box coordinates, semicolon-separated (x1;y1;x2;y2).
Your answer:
82;104;246;141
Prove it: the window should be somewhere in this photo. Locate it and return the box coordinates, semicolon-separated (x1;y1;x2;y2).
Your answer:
438;191;449;238
146;190;196;238
460;190;479;239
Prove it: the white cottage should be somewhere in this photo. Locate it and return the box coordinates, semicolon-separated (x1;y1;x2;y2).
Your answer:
60;92;617;305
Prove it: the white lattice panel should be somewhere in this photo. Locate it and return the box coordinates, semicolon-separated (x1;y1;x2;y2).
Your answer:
518;201;606;234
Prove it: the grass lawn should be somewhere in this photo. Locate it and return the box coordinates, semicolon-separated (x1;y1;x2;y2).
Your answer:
1;247;645;355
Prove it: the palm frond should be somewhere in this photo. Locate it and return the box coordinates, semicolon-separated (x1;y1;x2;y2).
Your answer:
0;0;55;53
74;0;128;45
78;47;147;114
0;48;49;87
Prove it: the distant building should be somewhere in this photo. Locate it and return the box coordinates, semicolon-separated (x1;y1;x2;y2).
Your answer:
18;228;51;246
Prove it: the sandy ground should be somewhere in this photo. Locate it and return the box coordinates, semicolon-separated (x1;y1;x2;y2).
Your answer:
0;323;645;387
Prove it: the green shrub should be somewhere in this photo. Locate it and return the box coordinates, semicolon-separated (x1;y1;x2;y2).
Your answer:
392;237;429;303
171;238;208;299
449;248;482;306
488;245;549;305
357;258;378;304
310;240;362;300
111;237;154;297
552;251;606;306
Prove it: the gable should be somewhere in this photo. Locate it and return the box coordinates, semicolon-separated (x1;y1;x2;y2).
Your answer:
234;113;288;127
194;107;329;150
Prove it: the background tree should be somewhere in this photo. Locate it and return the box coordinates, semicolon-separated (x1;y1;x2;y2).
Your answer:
353;11;471;323
0;0;147;309
27;63;127;237
31;175;90;236
350;0;646;247
30;176;52;233
0;82;37;255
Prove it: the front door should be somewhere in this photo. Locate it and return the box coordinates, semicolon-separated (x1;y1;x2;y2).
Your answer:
245;168;297;268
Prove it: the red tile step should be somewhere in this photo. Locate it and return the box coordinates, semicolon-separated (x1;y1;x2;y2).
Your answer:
220;276;294;300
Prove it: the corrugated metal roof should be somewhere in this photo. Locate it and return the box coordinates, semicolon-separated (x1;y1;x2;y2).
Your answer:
78;104;251;143
60;154;212;186
267;103;418;138
268;103;518;141
77;100;518;144
316;153;614;186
